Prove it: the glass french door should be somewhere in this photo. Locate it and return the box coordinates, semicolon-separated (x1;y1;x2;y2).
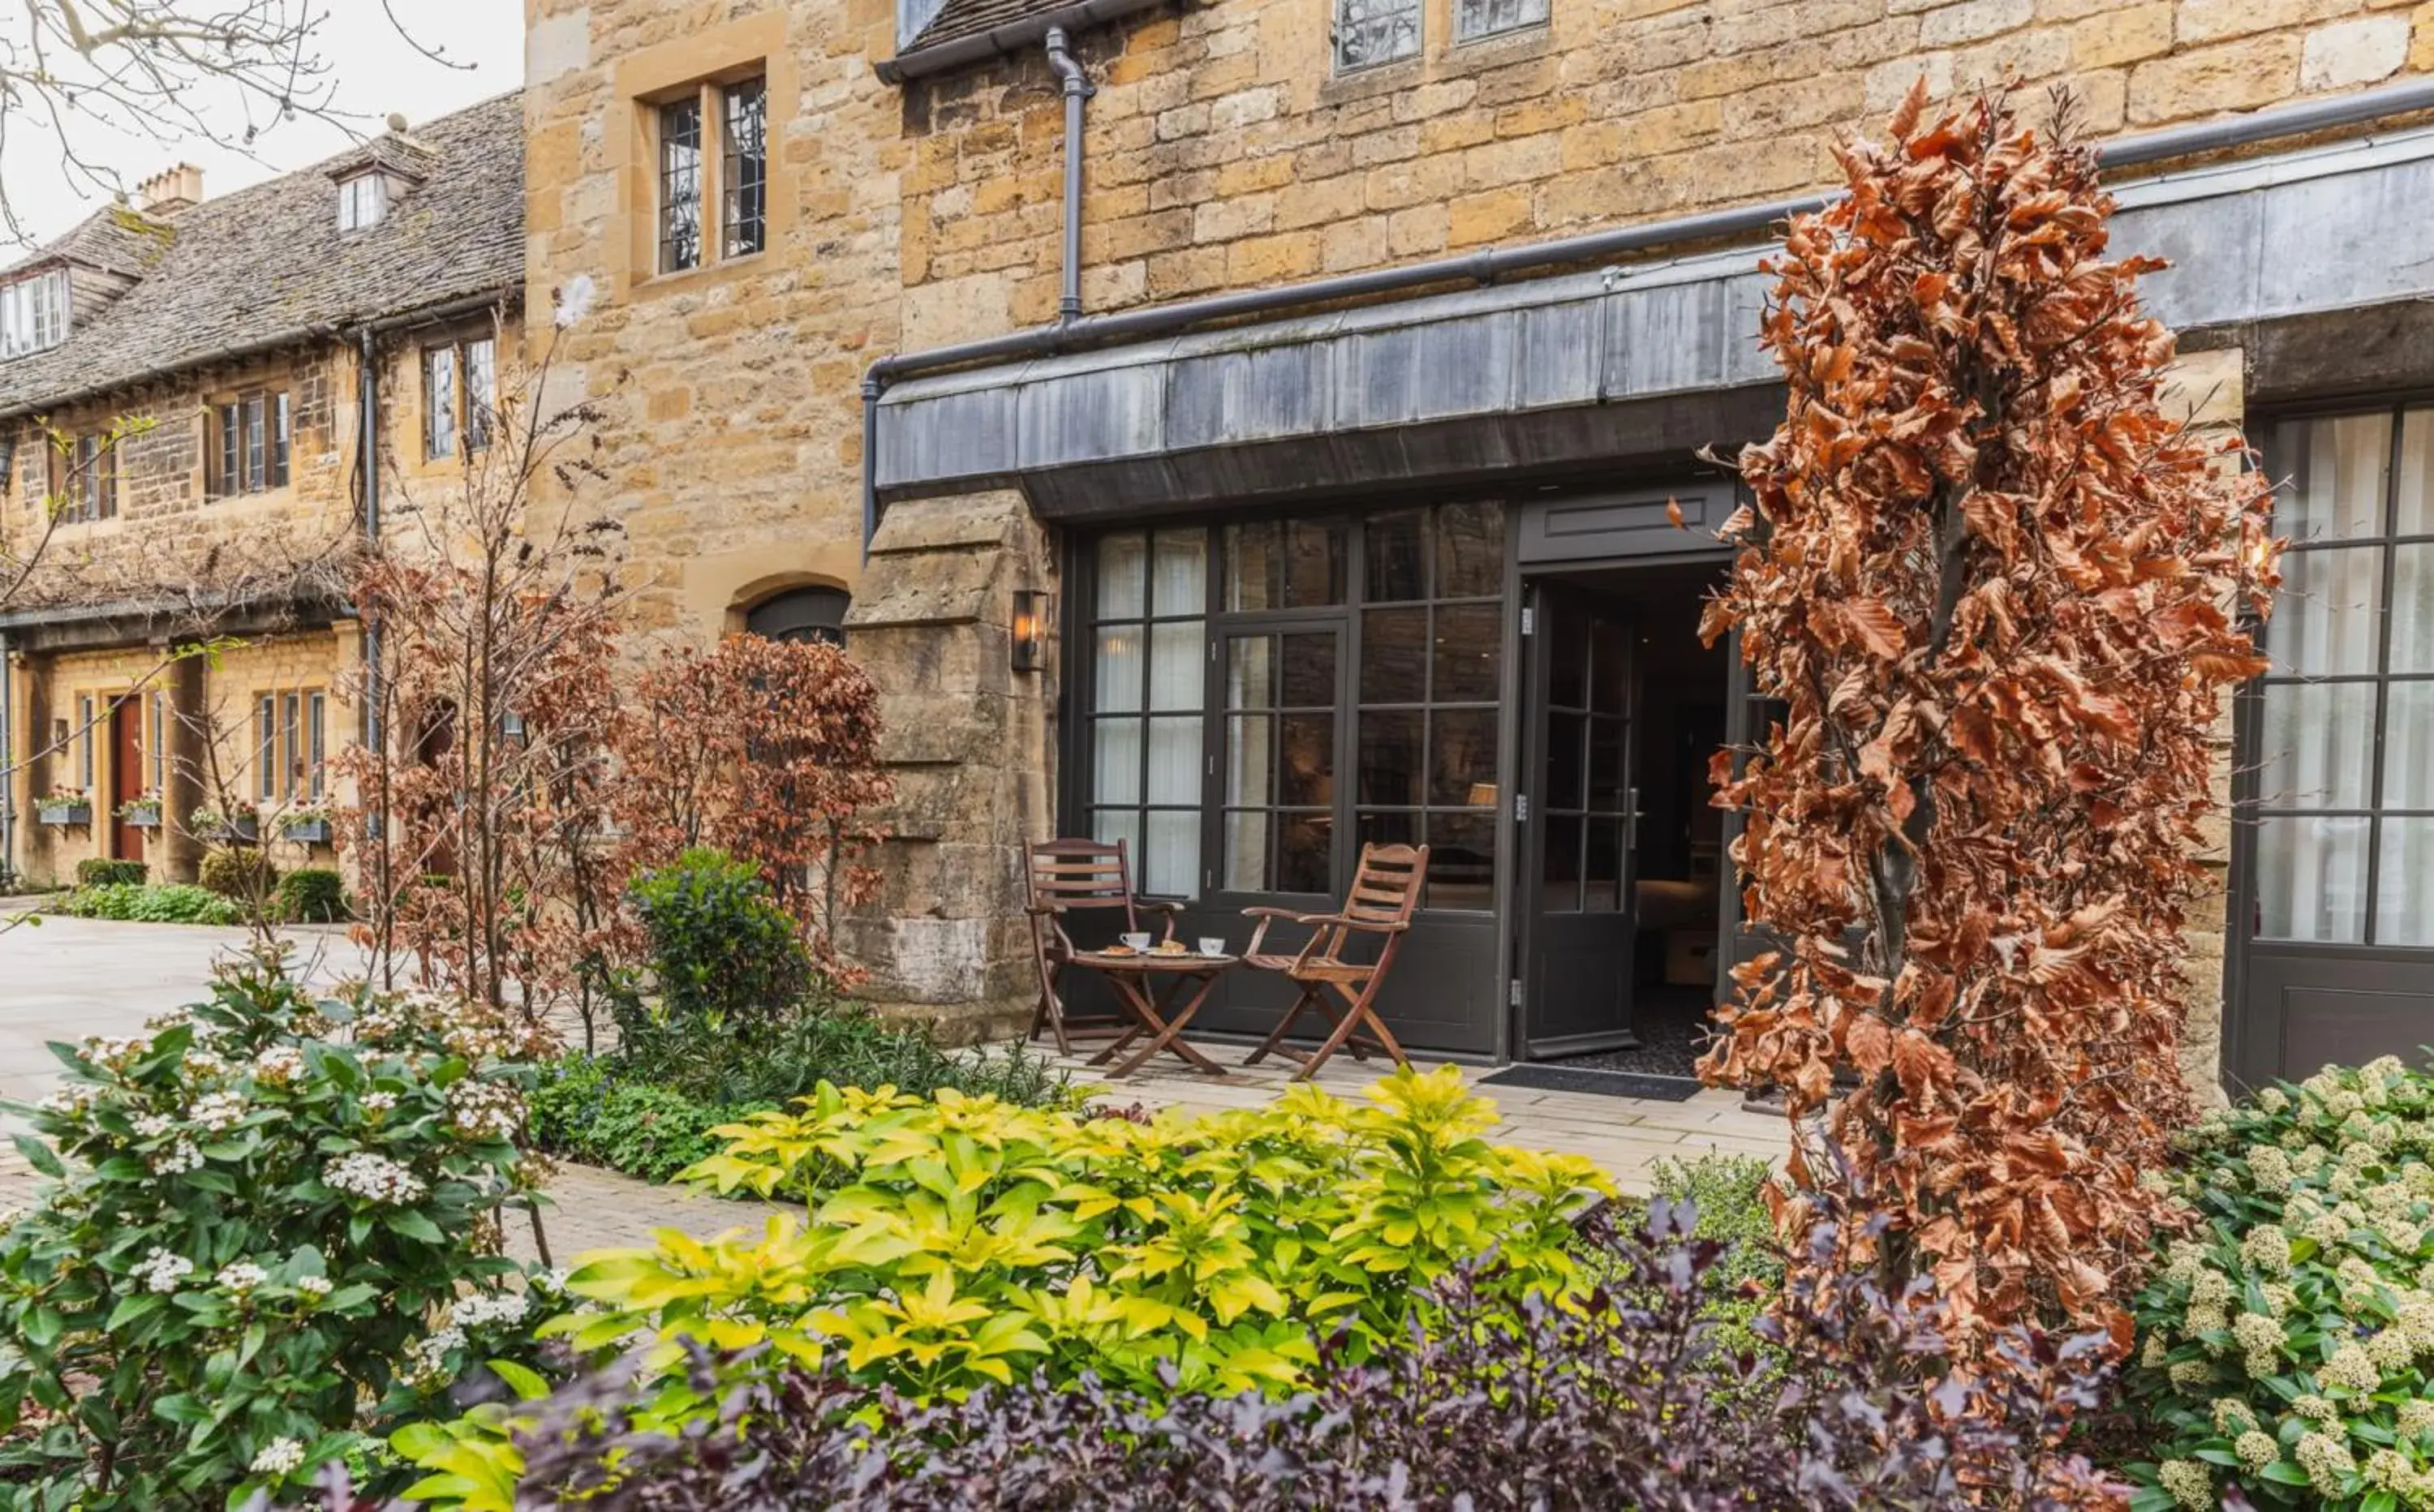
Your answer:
1520;582;1639;1055
1215;623;1345;901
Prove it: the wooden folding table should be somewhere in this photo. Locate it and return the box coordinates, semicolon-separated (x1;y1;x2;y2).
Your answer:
1069;950;1237;1078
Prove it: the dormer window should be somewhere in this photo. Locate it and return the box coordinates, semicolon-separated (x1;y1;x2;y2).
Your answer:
0;269;70;359
338;173;389;233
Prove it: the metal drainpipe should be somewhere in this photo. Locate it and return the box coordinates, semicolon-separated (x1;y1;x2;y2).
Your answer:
867;32;1094;558
358;327;383;754
1044;26;1093;325
0;628;13;889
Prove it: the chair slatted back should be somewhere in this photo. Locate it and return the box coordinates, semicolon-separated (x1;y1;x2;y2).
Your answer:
1027;839;1143;940
1342;844;1426;930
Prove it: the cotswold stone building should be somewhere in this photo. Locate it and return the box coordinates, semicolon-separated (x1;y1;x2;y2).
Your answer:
527;0;2434;1093
0;96;523;889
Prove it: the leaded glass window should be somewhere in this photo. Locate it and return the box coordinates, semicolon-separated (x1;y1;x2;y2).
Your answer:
1335;0;1420;71
658;97;704;274
722;79;768;259
1456;0;1547;38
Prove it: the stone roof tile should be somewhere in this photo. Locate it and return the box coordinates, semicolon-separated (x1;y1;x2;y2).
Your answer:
0;91;523;418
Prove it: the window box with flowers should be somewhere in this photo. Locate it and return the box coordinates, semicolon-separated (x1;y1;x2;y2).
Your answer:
280;810;333;846
190;806;260;844
116;795;162;828
37;792;91;827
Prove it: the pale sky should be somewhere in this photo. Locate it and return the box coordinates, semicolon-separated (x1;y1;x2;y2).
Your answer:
7;1;526;247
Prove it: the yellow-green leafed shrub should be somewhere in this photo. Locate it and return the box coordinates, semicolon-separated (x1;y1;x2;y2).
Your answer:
547;1065;1611;1402
2127;1055;2434;1511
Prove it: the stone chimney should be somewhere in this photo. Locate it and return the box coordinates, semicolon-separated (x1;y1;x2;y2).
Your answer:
135;163;205;214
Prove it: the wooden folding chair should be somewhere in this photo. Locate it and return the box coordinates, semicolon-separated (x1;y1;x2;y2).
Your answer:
1025;838;1182;1055
1239;843;1430;1081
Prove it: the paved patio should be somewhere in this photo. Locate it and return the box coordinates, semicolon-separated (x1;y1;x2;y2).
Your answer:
0;917;1783;1252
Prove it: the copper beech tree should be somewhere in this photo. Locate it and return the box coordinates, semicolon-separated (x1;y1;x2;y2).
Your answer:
1696;85;2282;1356
609;634;892;986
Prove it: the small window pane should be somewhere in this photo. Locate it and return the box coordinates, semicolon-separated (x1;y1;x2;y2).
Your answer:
1284;520;1348;606
1147;622;1201;710
1277;712;1334;806
271;393;291;487
217;406;239;498
2397;408;2434;536
1226;635;1275;710
1098;533;1146;620
1429;708;1498;806
309;694;327;801
2387;682;2434;810
1585;820;1623;911
1335;0;1421;70
463;340;496;452
1587;716;1627;808
424;349;458;461
243;396;266;491
1543;814;1583;913
2376;818;2434;945
1547;711;1586;808
1456;0;1548;38
1226;715;1274;805
1094;628;1143;712
1223;522;1278;612
1094;719;1142;805
1146;715;1199;805
1361;608;1428;705
1093;808;1142;862
2393;543;2434;674
2273;411;2391;542
1279;631;1336;708
1151;529;1206;616
1142;810;1199;897
1359;710;1423;806
2258;682;2377;810
1358;810;1421;848
720;78;768;260
1427;811;1495;911
1277;815;1332;893
2270;546;2384;676
659;96;704;274
1434;502;1505;596
1223;810;1268;891
1433;603;1502;703
1365;511;1426;602
2254;814;2370;943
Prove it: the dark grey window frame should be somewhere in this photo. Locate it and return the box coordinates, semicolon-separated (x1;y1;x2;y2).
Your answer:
2225;394;2434;1089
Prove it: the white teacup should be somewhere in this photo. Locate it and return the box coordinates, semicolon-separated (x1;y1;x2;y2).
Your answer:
1120;932;1152;951
1198;938;1226;957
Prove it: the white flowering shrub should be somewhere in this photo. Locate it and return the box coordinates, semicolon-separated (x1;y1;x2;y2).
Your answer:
0;949;563;1510
2128;1056;2434;1511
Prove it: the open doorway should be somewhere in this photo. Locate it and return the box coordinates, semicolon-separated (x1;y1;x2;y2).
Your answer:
1516;560;1728;1079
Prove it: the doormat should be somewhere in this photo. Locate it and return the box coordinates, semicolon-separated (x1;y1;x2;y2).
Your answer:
1478;1063;1704;1102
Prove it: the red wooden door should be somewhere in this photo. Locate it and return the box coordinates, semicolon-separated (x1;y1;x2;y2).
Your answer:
110;699;144;865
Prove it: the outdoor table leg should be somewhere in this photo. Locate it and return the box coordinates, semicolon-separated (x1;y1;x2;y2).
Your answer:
1107;969;1228;1078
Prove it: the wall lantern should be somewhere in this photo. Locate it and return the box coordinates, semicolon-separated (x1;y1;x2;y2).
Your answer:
1011;589;1049;674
